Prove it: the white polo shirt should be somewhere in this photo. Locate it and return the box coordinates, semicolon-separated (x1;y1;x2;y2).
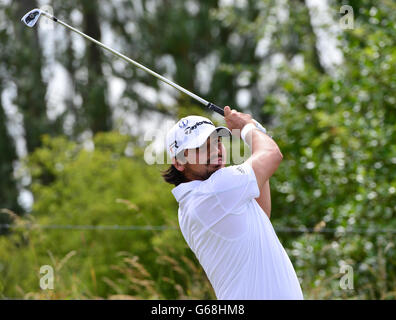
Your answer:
172;162;303;300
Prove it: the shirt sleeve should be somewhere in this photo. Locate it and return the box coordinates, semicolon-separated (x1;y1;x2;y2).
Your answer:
208;162;260;212
191;162;260;239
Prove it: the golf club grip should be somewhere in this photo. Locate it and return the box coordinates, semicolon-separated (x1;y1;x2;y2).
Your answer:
207;103;224;116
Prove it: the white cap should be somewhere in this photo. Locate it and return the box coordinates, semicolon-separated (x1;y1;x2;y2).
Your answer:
166;115;231;159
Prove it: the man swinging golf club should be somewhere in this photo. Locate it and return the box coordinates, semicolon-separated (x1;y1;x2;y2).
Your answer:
163;106;303;300
22;8;303;299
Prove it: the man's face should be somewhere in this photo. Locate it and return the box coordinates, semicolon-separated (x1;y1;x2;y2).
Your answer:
174;133;226;181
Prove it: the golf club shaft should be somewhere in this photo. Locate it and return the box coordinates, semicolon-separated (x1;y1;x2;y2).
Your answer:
41;11;224;116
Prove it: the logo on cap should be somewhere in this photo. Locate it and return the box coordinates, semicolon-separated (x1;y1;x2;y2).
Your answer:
178;119;188;129
184;120;214;135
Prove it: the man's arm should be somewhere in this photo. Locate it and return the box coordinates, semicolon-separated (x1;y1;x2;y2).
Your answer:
224;106;282;219
245;128;281;218
255;180;271;218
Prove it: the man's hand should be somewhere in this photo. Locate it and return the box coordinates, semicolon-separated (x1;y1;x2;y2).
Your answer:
224;106;255;137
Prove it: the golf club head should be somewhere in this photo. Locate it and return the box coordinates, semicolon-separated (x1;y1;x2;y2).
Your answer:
21;9;42;27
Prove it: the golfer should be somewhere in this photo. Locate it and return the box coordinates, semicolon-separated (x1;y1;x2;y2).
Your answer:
162;106;303;300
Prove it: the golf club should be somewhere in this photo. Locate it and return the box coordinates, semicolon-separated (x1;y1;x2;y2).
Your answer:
21;8;225;116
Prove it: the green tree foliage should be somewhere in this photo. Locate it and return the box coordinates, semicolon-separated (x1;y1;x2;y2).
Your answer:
246;0;396;298
0;132;214;299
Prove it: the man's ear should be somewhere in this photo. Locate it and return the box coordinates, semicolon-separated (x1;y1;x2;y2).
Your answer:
172;157;185;172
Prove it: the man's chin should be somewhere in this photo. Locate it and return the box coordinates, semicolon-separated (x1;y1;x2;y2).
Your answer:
207;162;225;173
207;157;225;167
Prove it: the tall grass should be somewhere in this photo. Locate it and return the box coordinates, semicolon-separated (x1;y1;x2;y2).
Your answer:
1;210;395;300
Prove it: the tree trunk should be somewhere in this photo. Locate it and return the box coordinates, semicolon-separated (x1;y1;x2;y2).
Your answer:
0;87;22;220
81;0;112;133
14;0;52;152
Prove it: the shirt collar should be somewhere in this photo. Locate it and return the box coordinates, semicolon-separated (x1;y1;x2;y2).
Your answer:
172;180;202;202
